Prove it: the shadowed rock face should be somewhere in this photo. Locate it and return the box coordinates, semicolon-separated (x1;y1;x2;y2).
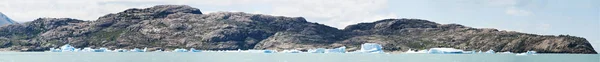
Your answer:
0;5;595;54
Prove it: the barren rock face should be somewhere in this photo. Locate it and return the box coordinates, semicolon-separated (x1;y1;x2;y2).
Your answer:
0;5;595;54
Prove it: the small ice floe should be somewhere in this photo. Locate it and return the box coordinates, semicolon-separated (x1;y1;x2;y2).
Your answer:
173;48;188;52
427;48;465;54
516;51;537;56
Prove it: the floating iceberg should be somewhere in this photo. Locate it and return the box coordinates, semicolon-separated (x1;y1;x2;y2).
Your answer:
485;49;495;54
308;48;326;53
349;43;384;53
114;49;128;52
173;48;188;52
130;48;144;52
95;48;109;52
189;48;201;52
516;51;537;56
248;50;276;53
325;46;346;53
281;50;302;53
427;48;464;54
60;44;76;52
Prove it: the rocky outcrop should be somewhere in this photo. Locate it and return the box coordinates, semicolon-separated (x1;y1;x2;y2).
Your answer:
0;5;595;54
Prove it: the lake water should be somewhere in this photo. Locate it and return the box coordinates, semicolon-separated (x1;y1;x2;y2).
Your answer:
0;52;598;62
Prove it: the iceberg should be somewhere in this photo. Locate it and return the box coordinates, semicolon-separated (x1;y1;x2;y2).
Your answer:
485;49;495;54
60;44;76;52
130;48;144;52
114;49;128;52
349;43;384;53
173;48;188;52
427;48;464;54
189;48;201;52
281;50;302;53
325;46;346;53
48;48;61;52
81;47;94;52
95;48;109;52
516;51;537;56
308;48;326;53
248;50;276;53
153;49;164;52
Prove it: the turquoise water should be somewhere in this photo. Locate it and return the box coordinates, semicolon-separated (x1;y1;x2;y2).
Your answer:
0;52;598;62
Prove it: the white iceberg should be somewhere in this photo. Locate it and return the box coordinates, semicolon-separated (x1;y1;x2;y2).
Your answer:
308;48;326;53
173;48;188;52
485;49;495;54
114;49;128;52
248;50;276;53
130;48;144;52
427;48;464;54
281;50;302;53
189;48;201;52
59;44;76;52
95;48;109;52
153;49;163;52
516;51;537;56
349;43;384;53
325;46;346;53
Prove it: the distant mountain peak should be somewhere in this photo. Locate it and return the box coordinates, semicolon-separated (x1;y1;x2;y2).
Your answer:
0;12;18;26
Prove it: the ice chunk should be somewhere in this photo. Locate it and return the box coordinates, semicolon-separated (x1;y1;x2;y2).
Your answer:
95;48;109;52
325;46;346;53
189;48;201;52
485;49;495;54
173;48;188;52
114;49;128;52
427;48;464;54
360;43;384;53
516;51;537;56
81;47;94;52
48;48;61;52
499;51;513;54
60;44;76;52
308;48;326;53
248;50;276;53
130;48;144;52
349;43;384;53
281;50;302;53
153;49;163;52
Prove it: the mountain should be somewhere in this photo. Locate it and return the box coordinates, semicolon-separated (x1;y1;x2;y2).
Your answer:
0;5;595;54
0;12;18;26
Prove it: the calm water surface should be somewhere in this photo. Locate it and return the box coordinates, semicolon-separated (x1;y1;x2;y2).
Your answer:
0;52;598;62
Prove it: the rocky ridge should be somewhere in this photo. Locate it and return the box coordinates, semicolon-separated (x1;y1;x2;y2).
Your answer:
0;5;595;54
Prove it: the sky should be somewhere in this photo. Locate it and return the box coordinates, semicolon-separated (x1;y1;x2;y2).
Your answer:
0;0;598;51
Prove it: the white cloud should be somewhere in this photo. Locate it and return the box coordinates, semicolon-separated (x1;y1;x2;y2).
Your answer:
0;0;395;29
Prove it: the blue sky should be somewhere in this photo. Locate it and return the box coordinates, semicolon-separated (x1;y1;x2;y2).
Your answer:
0;0;598;51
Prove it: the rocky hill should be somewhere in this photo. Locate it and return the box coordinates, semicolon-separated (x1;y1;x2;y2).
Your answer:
0;5;595;54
